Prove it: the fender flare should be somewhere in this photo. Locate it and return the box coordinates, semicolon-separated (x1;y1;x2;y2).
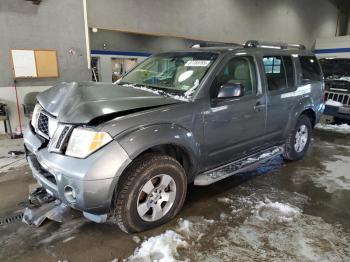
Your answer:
116;123;201;173
283;95;316;138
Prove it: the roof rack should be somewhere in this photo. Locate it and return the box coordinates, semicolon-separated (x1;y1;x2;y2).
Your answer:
244;40;306;50
191;42;242;48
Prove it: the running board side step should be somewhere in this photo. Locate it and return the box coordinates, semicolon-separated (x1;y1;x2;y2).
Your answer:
194;146;284;186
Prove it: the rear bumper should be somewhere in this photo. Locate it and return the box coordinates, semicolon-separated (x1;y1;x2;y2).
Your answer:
23;125;131;215
323;105;350;120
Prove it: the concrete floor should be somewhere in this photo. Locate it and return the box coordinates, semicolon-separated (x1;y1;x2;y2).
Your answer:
0;129;350;261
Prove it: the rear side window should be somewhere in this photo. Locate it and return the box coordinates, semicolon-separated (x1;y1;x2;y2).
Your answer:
300;56;322;81
263;56;287;91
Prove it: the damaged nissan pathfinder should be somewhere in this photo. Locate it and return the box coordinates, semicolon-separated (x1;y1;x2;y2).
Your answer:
23;41;324;233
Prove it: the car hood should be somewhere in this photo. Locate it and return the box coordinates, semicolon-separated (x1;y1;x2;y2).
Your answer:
37;82;181;124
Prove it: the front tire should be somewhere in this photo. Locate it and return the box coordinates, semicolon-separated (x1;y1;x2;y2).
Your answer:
283;115;312;161
112;154;187;233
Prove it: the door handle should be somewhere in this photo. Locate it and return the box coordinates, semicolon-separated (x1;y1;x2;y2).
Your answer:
254;102;266;112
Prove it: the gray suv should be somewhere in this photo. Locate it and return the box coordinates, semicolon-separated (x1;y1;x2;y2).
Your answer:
23;41;324;233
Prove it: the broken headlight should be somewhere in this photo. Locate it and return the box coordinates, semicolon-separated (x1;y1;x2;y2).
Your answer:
65;128;112;158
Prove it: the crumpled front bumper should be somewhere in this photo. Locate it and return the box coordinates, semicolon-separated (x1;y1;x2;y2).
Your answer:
23;125;131;217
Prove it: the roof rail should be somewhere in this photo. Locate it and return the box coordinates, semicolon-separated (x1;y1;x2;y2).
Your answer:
244;40;306;50
191;42;242;48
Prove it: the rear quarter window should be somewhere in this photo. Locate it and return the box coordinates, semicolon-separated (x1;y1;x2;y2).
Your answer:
300;56;322;81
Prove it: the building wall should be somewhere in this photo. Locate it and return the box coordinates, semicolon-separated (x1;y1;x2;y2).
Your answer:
90;29;215;82
0;0;90;133
87;0;339;48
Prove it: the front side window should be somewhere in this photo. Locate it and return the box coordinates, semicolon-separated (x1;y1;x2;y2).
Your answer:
300;56;322;81
213;56;257;97
121;52;218;96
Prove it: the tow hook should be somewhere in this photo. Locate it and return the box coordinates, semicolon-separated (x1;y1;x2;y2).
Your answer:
22;187;72;227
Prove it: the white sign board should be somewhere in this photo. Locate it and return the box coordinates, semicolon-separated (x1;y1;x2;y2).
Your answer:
11;50;37;78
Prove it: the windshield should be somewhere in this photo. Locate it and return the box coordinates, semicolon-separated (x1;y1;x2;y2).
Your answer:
120;52;218;96
320;59;350;80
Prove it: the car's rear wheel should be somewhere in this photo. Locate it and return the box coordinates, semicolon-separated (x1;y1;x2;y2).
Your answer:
283;115;312;161
111;153;187;233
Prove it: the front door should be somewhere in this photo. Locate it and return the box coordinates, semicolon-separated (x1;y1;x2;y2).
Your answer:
203;55;267;170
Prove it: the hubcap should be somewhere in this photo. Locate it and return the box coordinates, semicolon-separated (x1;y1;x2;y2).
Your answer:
137;174;176;222
294;124;308;153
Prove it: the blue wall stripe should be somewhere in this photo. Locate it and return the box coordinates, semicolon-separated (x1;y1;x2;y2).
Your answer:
91;49;152;57
314;48;350;54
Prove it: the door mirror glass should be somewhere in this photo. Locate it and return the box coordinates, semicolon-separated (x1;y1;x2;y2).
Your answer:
217;83;244;99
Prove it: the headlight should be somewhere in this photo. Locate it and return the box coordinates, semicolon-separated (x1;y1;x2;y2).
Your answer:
65;128;112;158
31;104;42;128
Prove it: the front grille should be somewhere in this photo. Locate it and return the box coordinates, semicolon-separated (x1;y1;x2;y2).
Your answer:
325;92;350;106
37;113;49;137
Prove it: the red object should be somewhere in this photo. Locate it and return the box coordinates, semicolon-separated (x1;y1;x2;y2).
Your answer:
13;80;23;136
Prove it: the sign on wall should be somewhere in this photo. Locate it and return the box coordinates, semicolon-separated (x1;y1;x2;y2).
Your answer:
11;49;59;78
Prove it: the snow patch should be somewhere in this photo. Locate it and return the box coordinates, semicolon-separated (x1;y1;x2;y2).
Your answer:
128;230;188;262
325;99;343;107
315;155;350;193
251;200;301;223
315;123;350;134
217;197;234;204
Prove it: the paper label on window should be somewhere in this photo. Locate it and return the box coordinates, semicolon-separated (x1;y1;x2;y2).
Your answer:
185;60;211;67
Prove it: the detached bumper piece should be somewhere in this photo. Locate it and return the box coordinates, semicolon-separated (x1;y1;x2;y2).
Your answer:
22;187;72;227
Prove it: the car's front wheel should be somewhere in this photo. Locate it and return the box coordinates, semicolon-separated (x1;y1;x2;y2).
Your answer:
111;153;187;233
283;114;312;161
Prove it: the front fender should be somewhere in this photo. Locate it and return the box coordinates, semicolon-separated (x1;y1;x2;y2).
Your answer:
116;123;200;170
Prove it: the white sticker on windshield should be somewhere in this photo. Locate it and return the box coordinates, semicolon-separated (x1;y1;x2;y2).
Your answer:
185;60;211;67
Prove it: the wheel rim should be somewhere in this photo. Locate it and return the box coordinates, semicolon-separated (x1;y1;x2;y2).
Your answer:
294;124;308;153
137;174;176;222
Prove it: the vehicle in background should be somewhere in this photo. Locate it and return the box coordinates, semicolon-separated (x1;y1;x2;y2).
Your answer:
23;40;324;233
315;36;350;123
319;58;350;123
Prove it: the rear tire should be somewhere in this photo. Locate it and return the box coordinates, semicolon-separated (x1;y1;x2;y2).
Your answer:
283;115;312;161
111;153;187;233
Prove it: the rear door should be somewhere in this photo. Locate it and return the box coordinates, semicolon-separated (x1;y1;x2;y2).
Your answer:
262;55;297;142
203;54;267;169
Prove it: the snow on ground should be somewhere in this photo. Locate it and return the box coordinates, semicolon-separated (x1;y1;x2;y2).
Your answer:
315;123;350;134
315;155;350;193
325;99;343;107
0;136;26;173
128;230;188;262
126;189;350;262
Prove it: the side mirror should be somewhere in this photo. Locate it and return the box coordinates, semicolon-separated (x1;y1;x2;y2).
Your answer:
217;83;244;99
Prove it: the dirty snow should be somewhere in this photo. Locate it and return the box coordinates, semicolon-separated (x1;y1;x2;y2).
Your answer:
325;99;343;107
126;189;350;261
128;230;188;262
252;200;301;223
315;123;350;134
315;155;350;193
0;136;26;173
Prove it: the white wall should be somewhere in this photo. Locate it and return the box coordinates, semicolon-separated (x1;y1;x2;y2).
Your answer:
87;0;339;48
